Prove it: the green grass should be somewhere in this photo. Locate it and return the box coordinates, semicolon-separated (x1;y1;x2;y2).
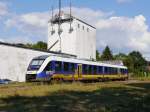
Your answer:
0;81;150;112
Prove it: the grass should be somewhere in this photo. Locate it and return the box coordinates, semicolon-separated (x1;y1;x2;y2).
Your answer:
0;81;150;112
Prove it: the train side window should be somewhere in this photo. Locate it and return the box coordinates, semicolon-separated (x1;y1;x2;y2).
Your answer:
88;65;92;74
110;67;113;75
104;67;108;74
55;61;62;72
64;62;69;72
83;64;88;74
44;62;52;71
70;63;75;72
93;66;97;74
114;68;118;74
99;66;103;74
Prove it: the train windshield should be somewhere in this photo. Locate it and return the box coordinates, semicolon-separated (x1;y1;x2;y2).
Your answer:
28;59;44;71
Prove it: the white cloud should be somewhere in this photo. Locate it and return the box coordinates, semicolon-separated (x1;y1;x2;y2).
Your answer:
95;15;150;54
5;12;50;41
4;7;150;59
0;1;8;17
4;7;113;42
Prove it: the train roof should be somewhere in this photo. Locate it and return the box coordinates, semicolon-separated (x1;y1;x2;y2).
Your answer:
45;55;127;69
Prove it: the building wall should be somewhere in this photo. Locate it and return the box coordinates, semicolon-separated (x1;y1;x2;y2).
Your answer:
0;45;52;82
48;18;96;60
48;21;77;55
75;19;96;60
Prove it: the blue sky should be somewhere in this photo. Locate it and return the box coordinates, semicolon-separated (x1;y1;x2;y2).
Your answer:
0;0;150;59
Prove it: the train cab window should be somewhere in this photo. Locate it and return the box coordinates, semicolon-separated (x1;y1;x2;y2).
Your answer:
55;61;62;72
93;66;97;74
70;63;75;72
64;62;69;72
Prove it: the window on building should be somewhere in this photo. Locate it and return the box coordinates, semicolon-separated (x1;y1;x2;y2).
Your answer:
55;61;62;72
87;28;89;32
78;24;80;28
83;26;84;30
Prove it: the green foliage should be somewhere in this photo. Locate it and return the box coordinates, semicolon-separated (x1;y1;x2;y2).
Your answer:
1;82;150;112
32;41;47;50
115;51;147;75
97;47;148;76
101;46;114;61
128;51;147;72
96;50;101;61
22;41;47;51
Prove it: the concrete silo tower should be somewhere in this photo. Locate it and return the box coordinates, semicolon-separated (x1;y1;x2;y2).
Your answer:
48;0;96;60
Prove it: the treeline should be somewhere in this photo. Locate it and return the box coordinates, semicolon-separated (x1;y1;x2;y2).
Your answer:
97;46;148;76
15;41;47;51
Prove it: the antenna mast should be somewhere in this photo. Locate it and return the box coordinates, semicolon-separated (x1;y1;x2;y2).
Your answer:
58;0;62;52
69;0;73;33
51;5;55;35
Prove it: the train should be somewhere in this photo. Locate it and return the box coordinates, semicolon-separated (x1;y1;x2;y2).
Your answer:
26;55;128;82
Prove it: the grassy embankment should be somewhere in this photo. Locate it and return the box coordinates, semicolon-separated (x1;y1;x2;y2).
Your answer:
0;81;150;112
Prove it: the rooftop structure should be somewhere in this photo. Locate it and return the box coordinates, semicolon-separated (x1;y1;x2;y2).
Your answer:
48;12;96;60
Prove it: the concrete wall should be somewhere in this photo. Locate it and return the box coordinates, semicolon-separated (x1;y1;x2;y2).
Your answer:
75;19;96;60
48;20;77;55
0;45;52;82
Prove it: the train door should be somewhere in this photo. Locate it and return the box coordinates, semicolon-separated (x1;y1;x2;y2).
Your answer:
118;68;121;78
77;64;82;79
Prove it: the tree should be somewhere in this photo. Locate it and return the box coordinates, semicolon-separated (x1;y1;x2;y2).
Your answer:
128;51;147;72
32;41;47;50
114;53;127;61
101;46;114;61
96;50;101;61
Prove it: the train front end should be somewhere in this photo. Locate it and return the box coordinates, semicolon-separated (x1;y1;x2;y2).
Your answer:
26;55;52;82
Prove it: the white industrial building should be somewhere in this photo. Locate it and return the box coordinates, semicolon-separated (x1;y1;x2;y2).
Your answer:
0;42;75;82
48;12;96;60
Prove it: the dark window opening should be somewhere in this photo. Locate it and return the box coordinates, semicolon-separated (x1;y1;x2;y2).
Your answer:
64;62;69;72
78;24;80;28
88;65;92;74
44;62;52;71
93;66;97;74
99;66;103;74
83;64;88;74
70;63;75;72
87;28;89;32
55;61;62;72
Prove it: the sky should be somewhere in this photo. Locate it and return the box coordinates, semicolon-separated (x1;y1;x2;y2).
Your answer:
0;0;150;60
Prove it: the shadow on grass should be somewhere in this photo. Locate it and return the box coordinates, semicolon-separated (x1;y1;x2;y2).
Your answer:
1;83;150;112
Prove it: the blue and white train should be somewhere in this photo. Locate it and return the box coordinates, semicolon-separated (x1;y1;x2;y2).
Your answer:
26;55;128;82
